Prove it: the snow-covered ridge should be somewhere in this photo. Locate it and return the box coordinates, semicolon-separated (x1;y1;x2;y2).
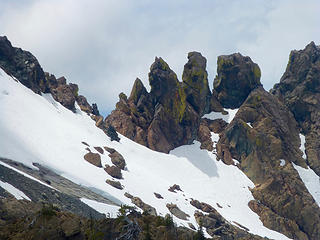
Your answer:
0;69;290;239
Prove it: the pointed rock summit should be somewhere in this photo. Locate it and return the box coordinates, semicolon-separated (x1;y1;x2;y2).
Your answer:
106;54;219;153
182;52;211;115
213;53;262;108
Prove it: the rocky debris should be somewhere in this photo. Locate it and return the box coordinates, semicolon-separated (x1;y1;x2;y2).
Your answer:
190;199;218;214
108;151;126;170
50;79;78;111
194;211;265;239
182;52;211;115
124;193;157;216
154;193;163;199
213;53;261;108
188;223;196;230
106;125;120;142
203;118;228;134
81;141;89;147
197;120;214;151
0;36;49;94
106;179;123;190
94;146;104;154
104;146;116;154
83;152;102;167
105;54;220;153
166;203;189;220
216;86;320;239
76;95;93;113
216;203;222;208
271;41;320;176
104;164;122;179
168;184;182;193
248;200;308;240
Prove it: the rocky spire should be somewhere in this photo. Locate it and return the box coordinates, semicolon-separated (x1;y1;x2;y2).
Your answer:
213;53;261;108
182;52;211;115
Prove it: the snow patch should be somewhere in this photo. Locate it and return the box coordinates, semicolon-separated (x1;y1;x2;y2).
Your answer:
0;180;31;201
202;108;238;123
299;134;307;159
293;163;320;207
80;198;120;218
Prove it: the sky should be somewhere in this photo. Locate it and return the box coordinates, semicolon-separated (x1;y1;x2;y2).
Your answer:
0;0;319;116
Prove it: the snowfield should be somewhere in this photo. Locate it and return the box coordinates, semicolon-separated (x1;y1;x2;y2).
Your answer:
0;69;291;239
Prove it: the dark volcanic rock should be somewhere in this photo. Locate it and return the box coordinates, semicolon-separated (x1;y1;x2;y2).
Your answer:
216;86;320;239
272;41;320;176
182;52;211;115
213;53;262;108
0;36;49;94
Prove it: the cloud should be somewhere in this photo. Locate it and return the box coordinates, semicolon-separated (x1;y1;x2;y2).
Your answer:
0;0;319;116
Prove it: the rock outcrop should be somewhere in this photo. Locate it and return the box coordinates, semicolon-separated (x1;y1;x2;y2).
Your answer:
0;36;100;115
272;41;320;176
213;53;261;108
216;86;320;239
0;36;49;94
105;54;221;153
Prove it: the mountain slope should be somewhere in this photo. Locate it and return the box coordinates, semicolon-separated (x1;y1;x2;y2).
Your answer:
0;67;288;239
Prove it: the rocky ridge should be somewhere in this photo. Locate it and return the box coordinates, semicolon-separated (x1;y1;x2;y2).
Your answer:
105;51;261;153
1;34;320;239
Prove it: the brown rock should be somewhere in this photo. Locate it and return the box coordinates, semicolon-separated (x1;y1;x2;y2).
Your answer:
106;179;123;190
197;120;213;151
83;152;102;167
108;151;126;170
166;203;189;220
168;184;182;193
94;146;104;154
104;147;116;154
104;164;122;179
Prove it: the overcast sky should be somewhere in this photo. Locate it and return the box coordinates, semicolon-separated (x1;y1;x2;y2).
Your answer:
1;0;319;116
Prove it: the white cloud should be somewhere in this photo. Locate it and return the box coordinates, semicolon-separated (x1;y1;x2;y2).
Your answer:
0;0;319;115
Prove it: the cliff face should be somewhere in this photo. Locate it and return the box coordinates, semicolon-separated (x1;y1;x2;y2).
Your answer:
271;42;320;177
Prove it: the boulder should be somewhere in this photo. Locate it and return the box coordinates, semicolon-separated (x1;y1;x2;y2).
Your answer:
83;152;102;167
213;53;261;108
168;184;182;193
76;95;92;114
108;151;126;170
106;179;123;190
93;147;104;154
104;165;122;179
51;83;78;111
166;203;189;220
